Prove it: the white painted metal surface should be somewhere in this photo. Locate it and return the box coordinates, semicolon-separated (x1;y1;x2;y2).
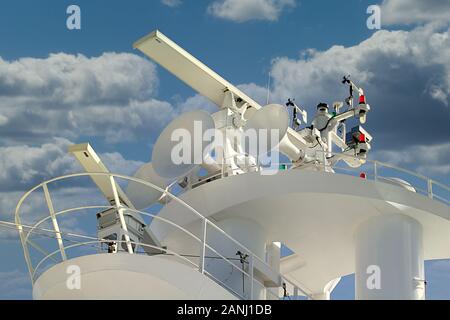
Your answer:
126;162;170;210
133;30;261;113
68;143;134;207
355;214;425;300
150;168;450;296
152;110;215;179
33;253;237;300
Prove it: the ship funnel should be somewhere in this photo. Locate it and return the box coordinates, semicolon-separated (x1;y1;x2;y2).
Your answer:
244;104;303;161
126;163;170;210
152;110;216;179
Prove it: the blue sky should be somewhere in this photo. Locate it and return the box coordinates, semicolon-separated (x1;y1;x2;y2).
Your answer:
0;0;449;299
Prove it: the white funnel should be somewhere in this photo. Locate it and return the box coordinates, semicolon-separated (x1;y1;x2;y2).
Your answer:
278;134;303;161
152;110;215;179
126;163;170;210
244;104;289;148
244;104;303;161
243;104;302;161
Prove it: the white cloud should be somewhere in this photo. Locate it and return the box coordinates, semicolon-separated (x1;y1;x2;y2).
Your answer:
0;114;7;126
161;0;182;8
177;94;217;114
101;152;144;176
429;84;449;106
0;52;176;144
237;82;270;105
373;143;450;177
381;0;450;26
67;99;175;143
0;138;144;204
0;52;158;106
208;0;296;22
0;138;78;192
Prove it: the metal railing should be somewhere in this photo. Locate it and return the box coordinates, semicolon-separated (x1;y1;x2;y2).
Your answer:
193;150;449;206
14;172;312;300
324;151;450;205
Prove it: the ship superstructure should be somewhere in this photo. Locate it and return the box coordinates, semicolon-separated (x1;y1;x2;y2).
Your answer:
10;30;450;300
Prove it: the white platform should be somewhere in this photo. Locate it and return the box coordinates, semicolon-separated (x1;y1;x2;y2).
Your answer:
150;170;450;295
33;253;237;300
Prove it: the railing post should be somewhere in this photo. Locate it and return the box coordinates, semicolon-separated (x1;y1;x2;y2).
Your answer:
199;218;207;274
428;179;433;199
43;183;67;261
109;175;134;254
15;216;35;282
249;254;254;300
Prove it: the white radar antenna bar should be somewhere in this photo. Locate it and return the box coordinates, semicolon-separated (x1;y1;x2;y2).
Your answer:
133;30;261;111
68;143;161;250
69;143;134;207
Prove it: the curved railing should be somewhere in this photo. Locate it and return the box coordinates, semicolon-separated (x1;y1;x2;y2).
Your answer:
14;172;310;300
195;150;449;206
324;151;449;205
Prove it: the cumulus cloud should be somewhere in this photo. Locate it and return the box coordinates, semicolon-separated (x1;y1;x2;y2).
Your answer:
208;0;296;22
0;138;143;194
0;53;158;106
237;82;271;105
381;0;450;26
161;0;182;7
177;94;217;114
373;143;450;177
0;52;175;144
0;138;78;192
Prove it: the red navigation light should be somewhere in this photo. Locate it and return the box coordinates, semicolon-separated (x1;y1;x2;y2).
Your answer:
359;95;366;105
360;172;366;179
358;133;366;142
